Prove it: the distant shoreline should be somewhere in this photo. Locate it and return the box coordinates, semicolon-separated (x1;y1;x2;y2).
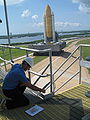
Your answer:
1;39;44;46
0;32;43;39
0;30;90;45
0;30;90;39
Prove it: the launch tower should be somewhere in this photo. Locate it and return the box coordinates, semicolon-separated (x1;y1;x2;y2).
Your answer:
28;5;66;55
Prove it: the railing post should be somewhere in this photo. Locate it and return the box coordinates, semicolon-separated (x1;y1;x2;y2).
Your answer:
26;50;31;83
52;74;55;95
3;0;13;63
79;46;82;84
49;50;53;93
2;47;7;71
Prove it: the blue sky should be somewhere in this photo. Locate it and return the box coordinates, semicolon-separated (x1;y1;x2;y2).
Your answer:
0;0;90;35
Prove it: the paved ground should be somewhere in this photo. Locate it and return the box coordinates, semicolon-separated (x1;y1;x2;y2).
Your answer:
31;38;90;95
2;38;90;95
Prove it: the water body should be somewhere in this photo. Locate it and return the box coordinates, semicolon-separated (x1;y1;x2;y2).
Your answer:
0;35;43;44
0;31;90;44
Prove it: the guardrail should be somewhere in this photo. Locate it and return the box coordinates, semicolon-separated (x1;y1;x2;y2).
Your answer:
0;44;54;94
0;44;90;96
53;44;90;94
42;44;90;94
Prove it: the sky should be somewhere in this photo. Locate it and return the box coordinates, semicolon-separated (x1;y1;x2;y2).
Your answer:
0;0;90;35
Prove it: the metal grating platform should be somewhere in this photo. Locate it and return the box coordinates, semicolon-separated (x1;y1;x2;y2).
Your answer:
0;84;90;120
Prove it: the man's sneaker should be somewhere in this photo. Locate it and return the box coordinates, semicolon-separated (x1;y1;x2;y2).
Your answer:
0;98;7;111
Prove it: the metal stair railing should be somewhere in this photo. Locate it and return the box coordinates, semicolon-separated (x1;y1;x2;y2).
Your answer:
0;45;53;98
44;55;80;91
32;64;50;85
1;44;90;98
54;71;80;93
42;46;80;90
44;44;90;95
53;56;80;83
53;46;79;75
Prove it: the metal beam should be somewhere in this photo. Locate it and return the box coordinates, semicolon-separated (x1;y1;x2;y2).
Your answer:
3;0;12;62
0;44;51;53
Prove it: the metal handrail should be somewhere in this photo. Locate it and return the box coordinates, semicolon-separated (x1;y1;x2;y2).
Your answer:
80;44;90;47
30;70;50;77
33;64;50;85
0;57;14;65
0;45;53;93
43;81;51;89
45;44;90;93
0;56;49;78
0;45;51;53
54;56;80;82
53;46;79;75
45;56;80;90
54;71;80;93
1;44;90;95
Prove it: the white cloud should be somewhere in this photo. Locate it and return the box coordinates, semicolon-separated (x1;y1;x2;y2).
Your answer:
72;0;79;3
55;22;81;27
32;15;38;20
33;22;44;27
72;0;90;13
21;9;30;18
0;0;24;5
33;21;81;29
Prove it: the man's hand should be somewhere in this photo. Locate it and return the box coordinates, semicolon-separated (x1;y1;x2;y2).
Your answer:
24;81;46;93
40;89;45;93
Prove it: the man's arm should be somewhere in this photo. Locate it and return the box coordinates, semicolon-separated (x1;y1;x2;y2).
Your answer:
21;81;45;93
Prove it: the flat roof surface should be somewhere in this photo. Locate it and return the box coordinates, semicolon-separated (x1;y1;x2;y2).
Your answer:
0;84;90;120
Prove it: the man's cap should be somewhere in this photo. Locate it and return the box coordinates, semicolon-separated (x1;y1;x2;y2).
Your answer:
23;57;34;67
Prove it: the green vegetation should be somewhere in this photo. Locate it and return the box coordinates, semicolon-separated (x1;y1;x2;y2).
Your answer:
58;33;90;39
76;39;90;59
77;38;90;73
0;45;28;63
66;40;77;47
10;39;43;46
58;30;90;39
0;39;43;63
59;35;76;39
0;39;43;46
0;44;47;66
34;56;47;65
